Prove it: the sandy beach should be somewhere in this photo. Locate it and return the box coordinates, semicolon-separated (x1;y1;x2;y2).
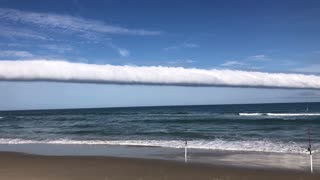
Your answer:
0;152;319;180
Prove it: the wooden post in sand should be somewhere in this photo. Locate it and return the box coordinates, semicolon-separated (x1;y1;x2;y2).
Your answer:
184;140;188;163
308;128;313;173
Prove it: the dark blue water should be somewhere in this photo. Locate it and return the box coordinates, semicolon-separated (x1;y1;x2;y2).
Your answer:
0;102;320;154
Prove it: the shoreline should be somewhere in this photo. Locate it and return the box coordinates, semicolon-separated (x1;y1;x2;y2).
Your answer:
0;151;319;180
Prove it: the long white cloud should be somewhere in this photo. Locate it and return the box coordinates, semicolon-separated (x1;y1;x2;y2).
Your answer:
0;8;161;36
0;60;320;89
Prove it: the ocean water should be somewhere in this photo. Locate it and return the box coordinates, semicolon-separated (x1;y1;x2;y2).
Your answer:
0;102;320;154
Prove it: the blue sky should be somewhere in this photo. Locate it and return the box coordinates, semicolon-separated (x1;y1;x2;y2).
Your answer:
0;0;320;110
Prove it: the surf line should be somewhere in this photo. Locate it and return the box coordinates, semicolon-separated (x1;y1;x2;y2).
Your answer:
307;128;313;173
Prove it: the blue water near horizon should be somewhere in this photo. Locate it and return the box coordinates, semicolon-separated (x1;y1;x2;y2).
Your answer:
0;102;320;154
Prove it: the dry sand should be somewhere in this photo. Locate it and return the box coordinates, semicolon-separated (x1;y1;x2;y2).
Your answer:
0;152;319;180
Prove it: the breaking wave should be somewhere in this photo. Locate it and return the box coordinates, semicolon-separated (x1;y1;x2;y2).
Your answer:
239;113;320;117
0;138;315;154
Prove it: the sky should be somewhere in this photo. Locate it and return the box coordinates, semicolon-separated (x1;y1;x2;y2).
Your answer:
0;0;320;110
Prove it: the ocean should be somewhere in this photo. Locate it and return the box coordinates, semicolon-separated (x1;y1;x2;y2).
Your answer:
0;102;319;155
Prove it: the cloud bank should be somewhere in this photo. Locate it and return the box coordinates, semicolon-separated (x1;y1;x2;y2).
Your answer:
0;60;320;89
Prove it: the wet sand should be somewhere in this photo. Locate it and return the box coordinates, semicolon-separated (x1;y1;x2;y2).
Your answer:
0;152;319;180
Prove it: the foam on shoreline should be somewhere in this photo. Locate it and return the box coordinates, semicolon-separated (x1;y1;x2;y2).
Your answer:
0;138;315;154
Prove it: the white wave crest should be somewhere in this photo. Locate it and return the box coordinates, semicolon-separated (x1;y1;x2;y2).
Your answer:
266;113;320;116
239;113;264;116
0;138;314;154
239;113;320;117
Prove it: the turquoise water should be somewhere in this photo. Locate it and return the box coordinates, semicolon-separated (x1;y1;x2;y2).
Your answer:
0;102;320;154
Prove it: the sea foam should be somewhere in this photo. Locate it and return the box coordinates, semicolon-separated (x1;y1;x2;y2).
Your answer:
0;138;315;154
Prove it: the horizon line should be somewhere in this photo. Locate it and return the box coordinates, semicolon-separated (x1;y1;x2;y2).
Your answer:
1;101;319;112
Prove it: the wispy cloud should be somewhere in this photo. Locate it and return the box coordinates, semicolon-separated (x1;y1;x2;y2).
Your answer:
0;50;34;58
41;44;73;53
220;60;263;70
167;59;196;65
0;26;48;40
247;54;271;61
0;8;160;61
108;43;130;57
164;42;200;51
0;8;161;36
221;61;245;67
118;48;130;57
1;60;320;89
220;54;273;69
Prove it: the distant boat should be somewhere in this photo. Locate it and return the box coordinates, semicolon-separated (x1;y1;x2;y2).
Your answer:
306;106;309;112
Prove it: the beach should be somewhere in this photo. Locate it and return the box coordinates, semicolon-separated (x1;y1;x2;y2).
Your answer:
0;152;319;180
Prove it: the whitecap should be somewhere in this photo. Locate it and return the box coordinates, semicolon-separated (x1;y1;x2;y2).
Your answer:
266;113;320;116
239;113;264;116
